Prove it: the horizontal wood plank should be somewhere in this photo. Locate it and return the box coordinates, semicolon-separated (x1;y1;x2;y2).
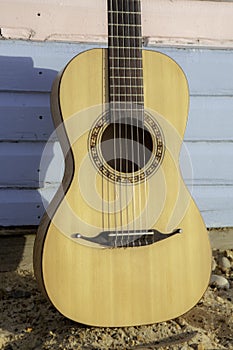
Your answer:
181;141;233;185
0;187;57;225
1;93;233;142
0;92;53;141
0;189;43;225
192;185;233;228
185;96;233;141
0;185;232;227
0;142;64;187
0;41;96;92
157;47;233;96
0;41;233;95
1;1;233;48
0;55;57;92
0;140;232;188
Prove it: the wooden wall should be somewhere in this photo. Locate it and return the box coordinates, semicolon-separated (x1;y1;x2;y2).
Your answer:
0;0;233;227
1;0;233;48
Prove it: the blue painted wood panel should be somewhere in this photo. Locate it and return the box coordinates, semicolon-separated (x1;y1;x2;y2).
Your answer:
0;140;224;189
0;142;64;187
0;92;53;141
186;96;233;141
1;94;233;142
0;39;232;227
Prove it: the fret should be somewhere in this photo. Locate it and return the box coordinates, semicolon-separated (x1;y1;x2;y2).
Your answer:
109;29;142;41
109;55;142;64
110;85;143;89
109;57;142;60
109;23;142;27
109;107;144;111
109;35;142;39
110;96;144;103
109;49;142;59
109;78;143;84
110;67;143;70
110;106;144;108
110;85;143;88
110;92;144;95
109;76;143;79
109;46;142;49
110;74;143;79
110;109;144;113
110;85;143;92
109;108;143;112
109;13;141;25
108;11;141;14
109;39;142;49
108;28;141;39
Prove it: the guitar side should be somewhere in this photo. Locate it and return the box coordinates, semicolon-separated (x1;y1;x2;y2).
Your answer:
33;49;212;327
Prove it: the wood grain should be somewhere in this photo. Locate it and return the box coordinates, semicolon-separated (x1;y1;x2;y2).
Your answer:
34;49;211;326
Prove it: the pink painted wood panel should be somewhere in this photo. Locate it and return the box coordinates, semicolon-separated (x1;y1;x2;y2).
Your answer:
1;0;233;47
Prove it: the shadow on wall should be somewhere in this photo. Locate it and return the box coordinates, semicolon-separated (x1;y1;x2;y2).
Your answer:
0;55;62;226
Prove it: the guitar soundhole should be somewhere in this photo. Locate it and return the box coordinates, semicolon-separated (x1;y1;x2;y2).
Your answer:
100;122;153;173
89;112;165;184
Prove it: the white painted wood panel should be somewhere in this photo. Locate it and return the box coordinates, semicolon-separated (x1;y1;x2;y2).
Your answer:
1;0;233;48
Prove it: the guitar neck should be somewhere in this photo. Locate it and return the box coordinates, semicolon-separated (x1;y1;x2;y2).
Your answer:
107;0;144;115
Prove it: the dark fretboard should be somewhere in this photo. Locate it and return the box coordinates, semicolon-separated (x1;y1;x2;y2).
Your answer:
107;0;144;114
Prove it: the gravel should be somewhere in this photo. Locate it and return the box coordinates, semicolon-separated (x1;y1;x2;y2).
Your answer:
0;249;233;350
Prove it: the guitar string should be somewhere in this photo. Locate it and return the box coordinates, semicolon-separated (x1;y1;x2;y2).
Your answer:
108;0;113;241
109;0;116;245
117;0;124;246
133;0;147;245
139;1;149;244
103;1;111;236
124;0;130;246
106;1;149;246
106;1;114;238
109;0;145;246
115;0;121;246
117;0;127;245
128;0;137;246
113;0;118;247
138;0;149;245
133;0;143;245
129;0;136;246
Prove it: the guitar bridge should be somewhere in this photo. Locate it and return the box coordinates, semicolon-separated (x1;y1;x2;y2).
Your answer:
71;228;182;248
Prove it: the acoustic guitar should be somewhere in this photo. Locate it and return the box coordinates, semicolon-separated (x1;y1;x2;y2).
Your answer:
33;0;211;327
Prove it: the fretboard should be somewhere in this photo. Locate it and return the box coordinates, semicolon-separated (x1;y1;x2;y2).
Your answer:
107;0;144;114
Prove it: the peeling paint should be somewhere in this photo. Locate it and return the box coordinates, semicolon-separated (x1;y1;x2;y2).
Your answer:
0;27;35;40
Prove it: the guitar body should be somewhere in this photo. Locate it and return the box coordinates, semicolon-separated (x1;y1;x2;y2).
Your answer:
34;48;211;327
